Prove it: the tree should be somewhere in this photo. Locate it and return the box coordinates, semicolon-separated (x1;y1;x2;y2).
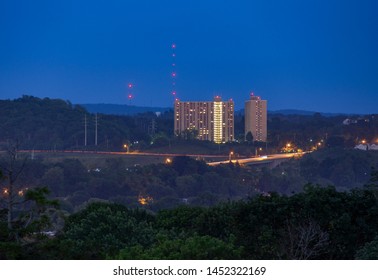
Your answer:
355;236;378;259
365;168;378;190
283;218;329;259
245;131;254;143
116;235;243;260
58;202;156;259
0;143;27;233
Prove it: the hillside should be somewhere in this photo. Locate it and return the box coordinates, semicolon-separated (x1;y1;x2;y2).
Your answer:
0;96;152;150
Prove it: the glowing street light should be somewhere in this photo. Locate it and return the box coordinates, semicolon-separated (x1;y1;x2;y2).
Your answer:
229;151;234;162
123;144;129;153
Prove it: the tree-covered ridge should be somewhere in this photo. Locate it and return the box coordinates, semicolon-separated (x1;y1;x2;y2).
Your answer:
0;96;162;150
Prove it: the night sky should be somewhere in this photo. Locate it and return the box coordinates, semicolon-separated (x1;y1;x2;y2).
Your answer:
1;0;377;113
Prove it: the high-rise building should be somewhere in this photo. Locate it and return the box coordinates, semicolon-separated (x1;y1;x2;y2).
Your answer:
245;93;267;142
174;96;234;143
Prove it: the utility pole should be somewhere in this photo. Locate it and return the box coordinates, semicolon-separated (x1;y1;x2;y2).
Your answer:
84;114;87;147
95;113;98;146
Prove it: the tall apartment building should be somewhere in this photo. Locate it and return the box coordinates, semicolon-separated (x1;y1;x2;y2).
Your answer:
245;94;267;142
174;96;234;143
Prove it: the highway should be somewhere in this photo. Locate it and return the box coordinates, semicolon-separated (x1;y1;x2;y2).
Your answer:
16;149;304;166
208;152;304;166
17;149;228;159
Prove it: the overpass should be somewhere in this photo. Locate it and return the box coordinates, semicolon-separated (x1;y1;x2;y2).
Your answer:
207;152;305;167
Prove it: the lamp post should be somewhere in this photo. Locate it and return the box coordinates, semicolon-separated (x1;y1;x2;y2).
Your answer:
229;151;234;162
123;144;129;153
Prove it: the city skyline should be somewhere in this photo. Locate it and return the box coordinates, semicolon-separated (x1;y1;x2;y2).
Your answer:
1;0;377;114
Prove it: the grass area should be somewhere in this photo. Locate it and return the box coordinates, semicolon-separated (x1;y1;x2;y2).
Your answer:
144;141;258;157
21;151;165;168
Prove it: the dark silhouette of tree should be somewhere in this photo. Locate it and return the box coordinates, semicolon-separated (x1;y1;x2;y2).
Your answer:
245;131;254;143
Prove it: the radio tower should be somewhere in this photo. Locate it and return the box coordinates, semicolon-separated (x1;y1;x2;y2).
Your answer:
127;83;133;105
171;43;177;99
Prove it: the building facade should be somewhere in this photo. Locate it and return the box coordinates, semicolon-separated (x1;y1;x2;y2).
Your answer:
174;96;234;143
245;94;267;142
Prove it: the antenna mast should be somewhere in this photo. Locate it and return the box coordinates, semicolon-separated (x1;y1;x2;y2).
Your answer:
128;83;133;105
171;43;177;99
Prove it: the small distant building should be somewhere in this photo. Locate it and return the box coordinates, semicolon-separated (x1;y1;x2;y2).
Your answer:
245;93;267;142
343;119;351;125
355;144;368;151
370;144;378;150
174;97;234;143
354;143;378;151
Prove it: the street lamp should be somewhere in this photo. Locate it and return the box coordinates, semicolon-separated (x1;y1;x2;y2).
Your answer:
229;151;234;162
123;144;129;153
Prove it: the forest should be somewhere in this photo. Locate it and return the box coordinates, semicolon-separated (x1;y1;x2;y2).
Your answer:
1;96;378;259
2;181;378;260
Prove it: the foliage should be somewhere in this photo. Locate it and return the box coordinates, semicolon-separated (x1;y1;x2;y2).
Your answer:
355;236;378;259
57;202;156;259
116;235;243;260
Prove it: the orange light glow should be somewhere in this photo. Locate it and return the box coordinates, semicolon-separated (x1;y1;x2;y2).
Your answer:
138;195;153;205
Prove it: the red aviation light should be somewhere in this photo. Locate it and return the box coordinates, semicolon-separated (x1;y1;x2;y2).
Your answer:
172;72;176;77
128;94;133;99
172;43;176;49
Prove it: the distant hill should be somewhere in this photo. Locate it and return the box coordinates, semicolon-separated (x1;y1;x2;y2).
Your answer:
236;108;351;117
269;109;351;117
82;103;354;117
81;103;171;116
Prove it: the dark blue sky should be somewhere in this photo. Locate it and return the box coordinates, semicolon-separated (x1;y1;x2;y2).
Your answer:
1;0;377;113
